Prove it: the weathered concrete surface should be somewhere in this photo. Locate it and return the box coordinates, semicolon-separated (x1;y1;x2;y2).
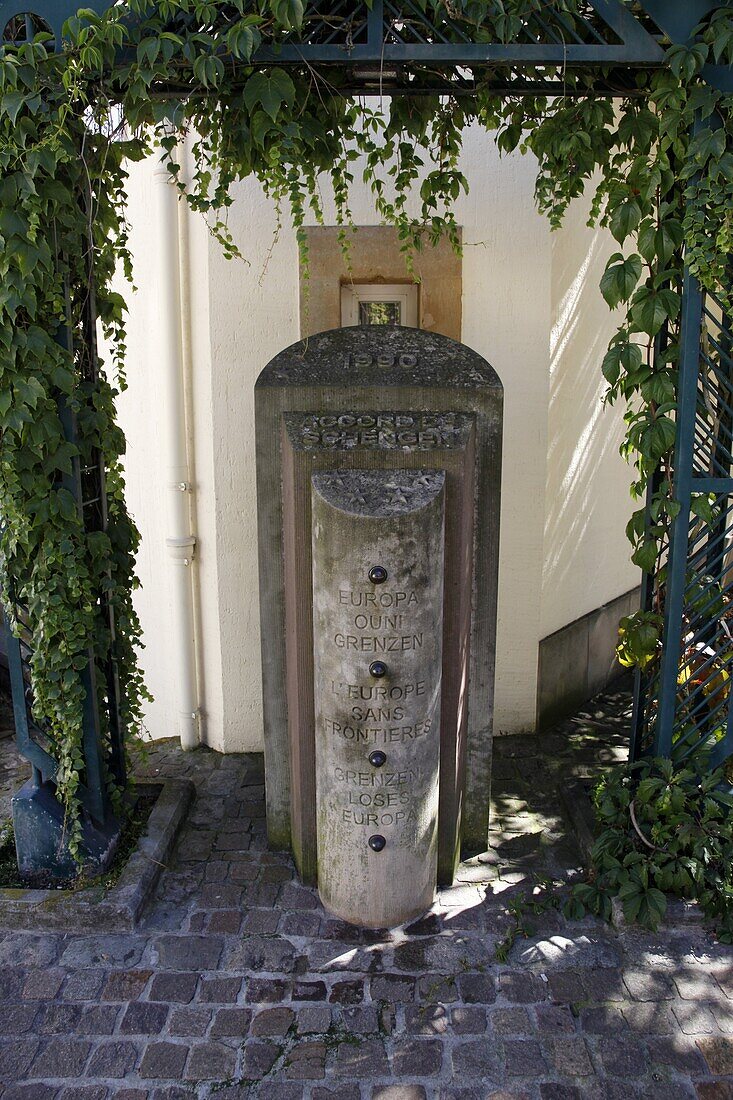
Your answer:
256;326;503;883
312;470;444;927
0;684;732;1099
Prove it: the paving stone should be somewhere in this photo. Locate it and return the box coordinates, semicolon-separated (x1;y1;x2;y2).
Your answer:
102;970;152;1001
696;1084;733;1100
545;970;585;1005
451;1007;487;1034
329;980;364;1004
279;883;319;909
504;1039;547;1075
393;935;493;973
153;935;223;970
59;937;145;970
242;1039;281;1077
119;1002;169;1035
185;1041;238;1080
251;1007;295;1037
76;1005;120;1036
38;1003;83;1035
499;972;546;1004
623;970;677;1002
0;970;24;1004
87;1040;139;1077
340;1005;380;1035
534;1005;575;1035
490;1007;533;1035
0;936;59;969
148;972;199;1004
292;980;327;1001
458;972;497;1004
417;975;459;1003
22;969;65;1000
296;1005;331;1034
279;912;321;937
333;1038;389;1076
598;1036;648;1077
581;967;625;1003
392;1038;443;1075
404;1004;450;1035
370;974;415;1003
697;1037;733;1075
242;908;281;934
207;909;242;934
549;1036;593;1076
622;1001;677;1034
0;1004;39;1035
246;978;289;1003
578;1005;627;1034
62;971;106;1002
283;1038;326;1080
451;1038;501;1079
197;976;242;1003
139;1041;189;1079
672;1001;717;1035
168;1006;213;1037
30;1038;92;1078
210;1007;252;1038
0;1038;39;1080
224;936;296;973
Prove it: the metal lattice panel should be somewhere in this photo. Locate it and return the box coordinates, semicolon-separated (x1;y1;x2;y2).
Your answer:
2;0;668;96
633;274;733;777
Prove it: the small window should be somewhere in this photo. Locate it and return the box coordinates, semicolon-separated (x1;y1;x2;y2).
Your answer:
340;283;418;328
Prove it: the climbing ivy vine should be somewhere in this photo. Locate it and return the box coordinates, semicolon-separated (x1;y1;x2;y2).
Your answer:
0;0;732;849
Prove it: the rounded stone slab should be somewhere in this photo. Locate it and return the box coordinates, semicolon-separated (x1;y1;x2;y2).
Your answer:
312;468;445;928
255;325;502;392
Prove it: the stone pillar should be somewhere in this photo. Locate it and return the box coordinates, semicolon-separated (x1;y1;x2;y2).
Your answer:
312;469;445;927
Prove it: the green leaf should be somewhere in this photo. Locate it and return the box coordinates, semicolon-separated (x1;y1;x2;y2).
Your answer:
1;92;25;124
630;286;680;336
689;127;726;166
610;200;642;244
243;68;295;122
602;341;643;385
600;253;643;309
271;0;304;30
632;540;657;573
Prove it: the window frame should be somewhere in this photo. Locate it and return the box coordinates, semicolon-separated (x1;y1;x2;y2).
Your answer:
340;282;419;328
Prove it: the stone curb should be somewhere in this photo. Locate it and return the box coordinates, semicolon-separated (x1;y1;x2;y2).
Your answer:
0;777;195;932
559;773;707;933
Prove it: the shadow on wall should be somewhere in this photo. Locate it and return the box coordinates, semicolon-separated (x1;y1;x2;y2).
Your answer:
544;221;635;632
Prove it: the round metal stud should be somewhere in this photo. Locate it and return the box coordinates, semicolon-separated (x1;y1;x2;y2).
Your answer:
369;660;387;678
369;750;387;768
368;565;388;584
368;834;386;852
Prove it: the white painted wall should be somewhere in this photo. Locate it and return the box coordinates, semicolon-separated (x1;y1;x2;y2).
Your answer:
112;120;634;751
541;185;639;640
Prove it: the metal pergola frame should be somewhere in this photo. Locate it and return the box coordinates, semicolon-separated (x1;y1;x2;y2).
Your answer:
0;0;731;857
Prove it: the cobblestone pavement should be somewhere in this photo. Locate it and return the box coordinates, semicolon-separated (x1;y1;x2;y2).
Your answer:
1;683;733;1099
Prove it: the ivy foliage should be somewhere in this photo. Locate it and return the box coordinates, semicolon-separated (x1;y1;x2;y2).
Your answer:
567;758;733;941
0;0;732;849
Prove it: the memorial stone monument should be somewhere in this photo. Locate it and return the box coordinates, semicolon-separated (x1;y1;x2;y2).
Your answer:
255;326;502;927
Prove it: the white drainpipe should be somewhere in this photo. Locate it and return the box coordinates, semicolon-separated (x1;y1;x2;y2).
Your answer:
153;146;200;751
